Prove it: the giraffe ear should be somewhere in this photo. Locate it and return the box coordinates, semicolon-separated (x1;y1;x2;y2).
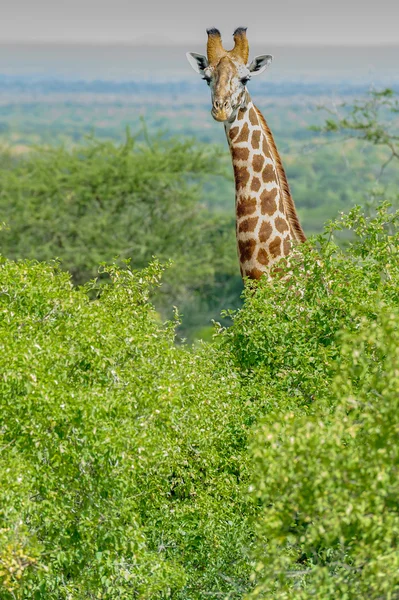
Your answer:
186;52;208;74
248;55;273;76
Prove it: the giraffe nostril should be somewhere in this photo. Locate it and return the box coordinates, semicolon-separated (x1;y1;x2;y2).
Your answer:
213;99;229;111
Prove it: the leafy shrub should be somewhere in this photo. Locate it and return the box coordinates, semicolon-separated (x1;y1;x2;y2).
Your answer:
0;132;240;338
241;204;399;598
225;203;399;401
249;309;399;599
0;257;256;598
2;203;399;598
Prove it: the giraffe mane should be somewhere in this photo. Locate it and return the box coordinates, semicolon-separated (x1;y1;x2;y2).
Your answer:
254;106;306;243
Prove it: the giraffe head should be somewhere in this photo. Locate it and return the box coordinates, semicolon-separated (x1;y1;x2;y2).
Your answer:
186;27;272;122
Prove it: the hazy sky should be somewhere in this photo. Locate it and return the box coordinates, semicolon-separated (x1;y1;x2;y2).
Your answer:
1;0;398;45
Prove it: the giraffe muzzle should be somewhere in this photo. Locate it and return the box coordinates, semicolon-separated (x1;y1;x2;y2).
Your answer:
211;99;232;122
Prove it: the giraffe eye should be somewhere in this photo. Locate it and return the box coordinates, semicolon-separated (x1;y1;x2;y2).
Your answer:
203;76;211;86
241;76;250;85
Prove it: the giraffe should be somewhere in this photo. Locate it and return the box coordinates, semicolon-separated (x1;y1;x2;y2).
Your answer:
187;27;306;280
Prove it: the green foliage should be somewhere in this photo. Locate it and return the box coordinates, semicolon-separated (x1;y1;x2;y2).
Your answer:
250;310;399;599
2;203;399;598
226;203;398;399
0;257;256;598
0;131;240;339
239;204;399;598
314;88;399;177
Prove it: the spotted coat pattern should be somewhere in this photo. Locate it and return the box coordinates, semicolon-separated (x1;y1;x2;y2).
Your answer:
225;99;303;279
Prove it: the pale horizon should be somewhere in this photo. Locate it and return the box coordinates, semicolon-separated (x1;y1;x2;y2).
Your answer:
2;0;399;46
2;41;399;48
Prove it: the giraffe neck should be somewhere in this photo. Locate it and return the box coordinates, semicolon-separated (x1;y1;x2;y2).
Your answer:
224;96;305;280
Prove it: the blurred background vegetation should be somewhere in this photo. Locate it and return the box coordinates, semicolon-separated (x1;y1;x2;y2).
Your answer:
1;48;399;342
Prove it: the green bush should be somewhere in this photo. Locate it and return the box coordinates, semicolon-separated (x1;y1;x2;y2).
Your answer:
0;257;256;598
249;309;399;599
2;203;399;598
0;133;240;339
240;204;399;598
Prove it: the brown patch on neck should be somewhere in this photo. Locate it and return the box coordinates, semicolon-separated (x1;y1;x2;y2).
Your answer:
235;122;250;143
259;220;273;242
238;216;258;233
233;146;250;162
238;238;257;263
229;126;240;141
260;188;278;216
255;106;306;243
253;154;264;172
269;236;282;258
283;238;291;255
249;107;258;126
262;164;275;183
233;165;250;189
237;195;257;217
245;267;264;280
275;216;289;233
257;248;270;266
262;137;272;160
252;130;261;149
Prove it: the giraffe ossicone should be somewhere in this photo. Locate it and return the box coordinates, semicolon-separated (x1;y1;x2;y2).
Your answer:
186;27;306;280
